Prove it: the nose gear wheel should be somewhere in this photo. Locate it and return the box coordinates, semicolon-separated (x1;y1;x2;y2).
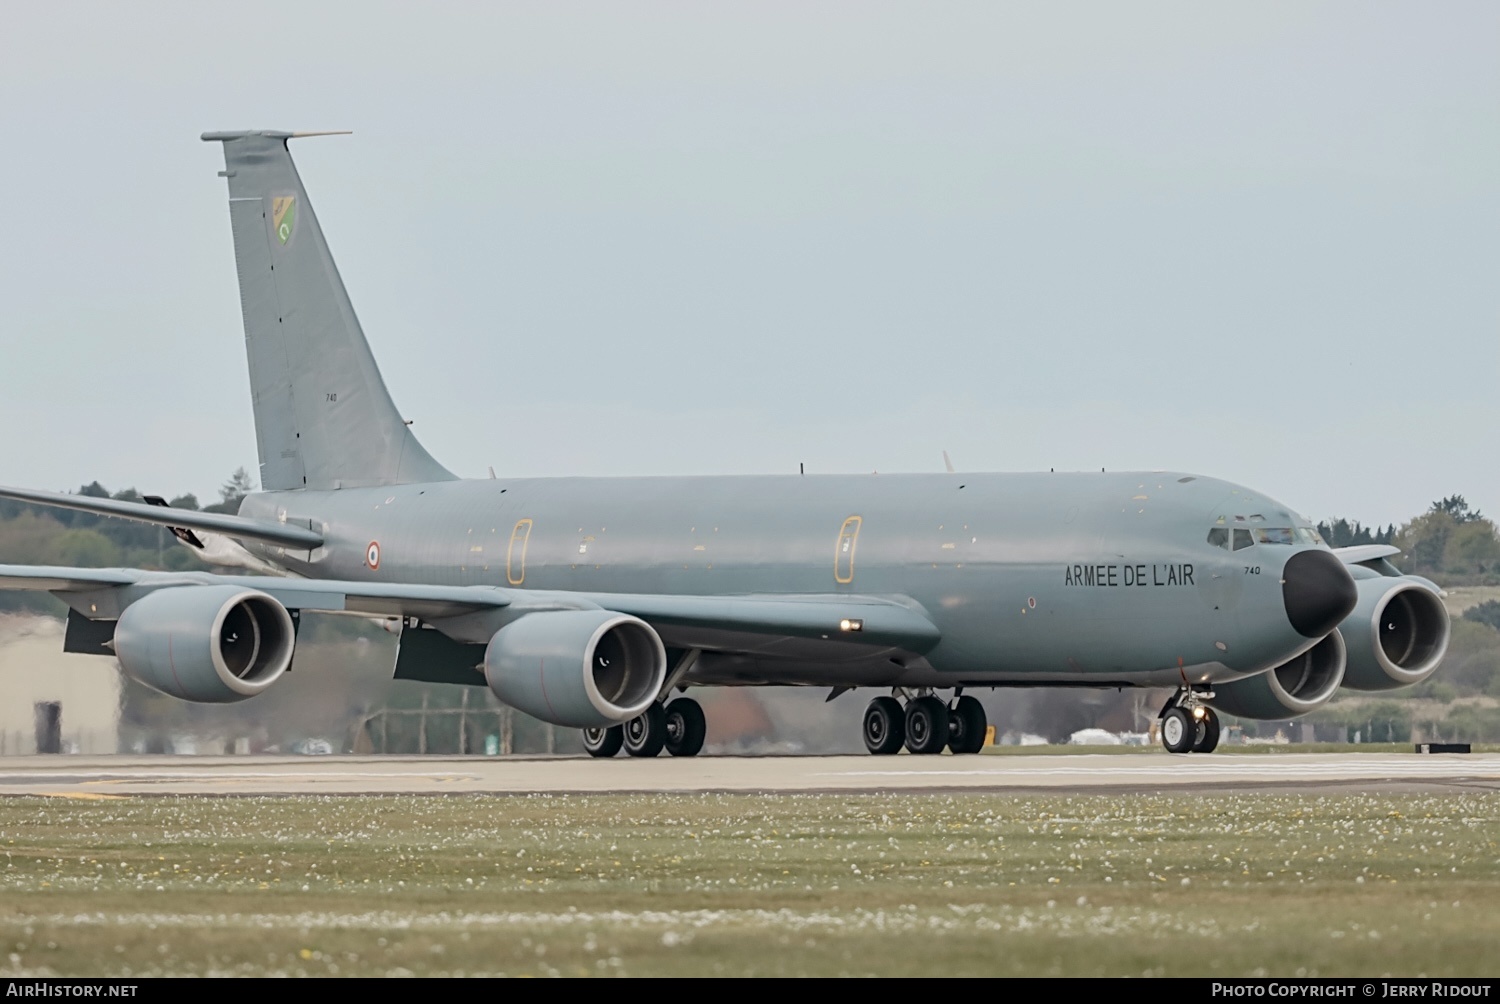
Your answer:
1191;707;1221;753
1160;707;1196;753
1159;688;1221;754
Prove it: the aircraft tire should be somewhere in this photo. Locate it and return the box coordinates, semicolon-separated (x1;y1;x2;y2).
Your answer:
904;696;949;755
623;703;668;758
863;697;906;755
582;725;624;758
1160;707;1196;754
1191;708;1221;753
948;695;988;754
664;697;707;757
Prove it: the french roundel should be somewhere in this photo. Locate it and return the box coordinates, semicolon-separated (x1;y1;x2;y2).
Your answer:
366;541;381;570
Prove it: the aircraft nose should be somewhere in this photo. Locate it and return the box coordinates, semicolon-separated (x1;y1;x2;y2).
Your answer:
1282;549;1357;638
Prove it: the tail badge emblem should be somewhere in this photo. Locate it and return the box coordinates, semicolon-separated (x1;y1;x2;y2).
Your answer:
273;195;297;245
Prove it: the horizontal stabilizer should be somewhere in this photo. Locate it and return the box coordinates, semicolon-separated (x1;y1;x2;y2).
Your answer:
0;485;323;549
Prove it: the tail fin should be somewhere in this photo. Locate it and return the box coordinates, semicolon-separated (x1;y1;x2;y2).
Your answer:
202;130;454;491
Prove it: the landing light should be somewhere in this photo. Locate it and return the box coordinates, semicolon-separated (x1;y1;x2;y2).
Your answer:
1192;706;1206;720
839;618;864;632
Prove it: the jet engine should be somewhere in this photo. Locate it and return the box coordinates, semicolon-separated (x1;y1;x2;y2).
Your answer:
1338;577;1450;691
1206;630;1346;720
113;585;296;703
484;610;667;728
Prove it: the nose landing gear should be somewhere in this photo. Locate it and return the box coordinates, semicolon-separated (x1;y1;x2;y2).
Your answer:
1159;689;1220;754
861;689;990;755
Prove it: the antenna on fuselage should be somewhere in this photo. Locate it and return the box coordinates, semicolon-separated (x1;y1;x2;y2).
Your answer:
942;450;955;474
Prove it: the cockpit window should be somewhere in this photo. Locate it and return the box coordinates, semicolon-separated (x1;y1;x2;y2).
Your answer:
1296;526;1323;546
1255;527;1295;545
1232;528;1254;551
1206;527;1229;549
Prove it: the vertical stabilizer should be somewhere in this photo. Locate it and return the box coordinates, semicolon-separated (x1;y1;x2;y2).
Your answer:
203;131;454;491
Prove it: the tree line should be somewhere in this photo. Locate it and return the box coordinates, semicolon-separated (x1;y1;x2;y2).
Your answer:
1317;495;1499;584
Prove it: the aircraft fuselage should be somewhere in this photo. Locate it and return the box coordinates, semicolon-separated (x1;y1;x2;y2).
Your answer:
241;469;1322;690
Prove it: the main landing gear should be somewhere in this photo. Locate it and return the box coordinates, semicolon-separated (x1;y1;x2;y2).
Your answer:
1159;689;1220;754
583;696;707;759
862;690;989;756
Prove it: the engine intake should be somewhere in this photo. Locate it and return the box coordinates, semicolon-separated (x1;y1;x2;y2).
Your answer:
113;586;296;703
484;610;667;728
1339;578;1450;691
1206;629;1346;720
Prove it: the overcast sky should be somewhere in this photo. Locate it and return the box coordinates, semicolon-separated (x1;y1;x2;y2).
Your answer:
1;2;1494;527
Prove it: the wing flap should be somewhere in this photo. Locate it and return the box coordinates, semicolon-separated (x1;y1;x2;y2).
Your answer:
574;592;942;654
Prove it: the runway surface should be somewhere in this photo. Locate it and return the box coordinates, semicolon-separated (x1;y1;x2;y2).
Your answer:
2;751;1498;796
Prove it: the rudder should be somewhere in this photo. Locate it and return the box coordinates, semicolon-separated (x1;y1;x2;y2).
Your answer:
203;130;454;491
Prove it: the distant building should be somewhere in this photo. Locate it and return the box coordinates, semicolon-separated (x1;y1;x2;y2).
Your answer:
0;615;120;754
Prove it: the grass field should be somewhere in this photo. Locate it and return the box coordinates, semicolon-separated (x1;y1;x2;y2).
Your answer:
2;791;1497;977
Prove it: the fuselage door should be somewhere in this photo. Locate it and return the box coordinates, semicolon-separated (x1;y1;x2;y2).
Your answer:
507;518;533;586
835;515;862;584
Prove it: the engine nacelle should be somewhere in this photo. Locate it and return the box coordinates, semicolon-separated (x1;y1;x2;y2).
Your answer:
114;586;296;703
484;610;667;728
1339;577;1450;691
1206;630;1346;720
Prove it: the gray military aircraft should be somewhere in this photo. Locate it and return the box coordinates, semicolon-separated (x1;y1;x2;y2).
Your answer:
0;132;1452;757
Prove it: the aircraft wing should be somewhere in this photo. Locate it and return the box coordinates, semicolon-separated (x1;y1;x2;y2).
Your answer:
1330;544;1402;565
0;564;939;655
0;485;323;550
0;566;140;592
0;565;510;621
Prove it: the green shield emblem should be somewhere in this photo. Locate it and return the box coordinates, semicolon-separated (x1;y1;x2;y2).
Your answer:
273;196;297;245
